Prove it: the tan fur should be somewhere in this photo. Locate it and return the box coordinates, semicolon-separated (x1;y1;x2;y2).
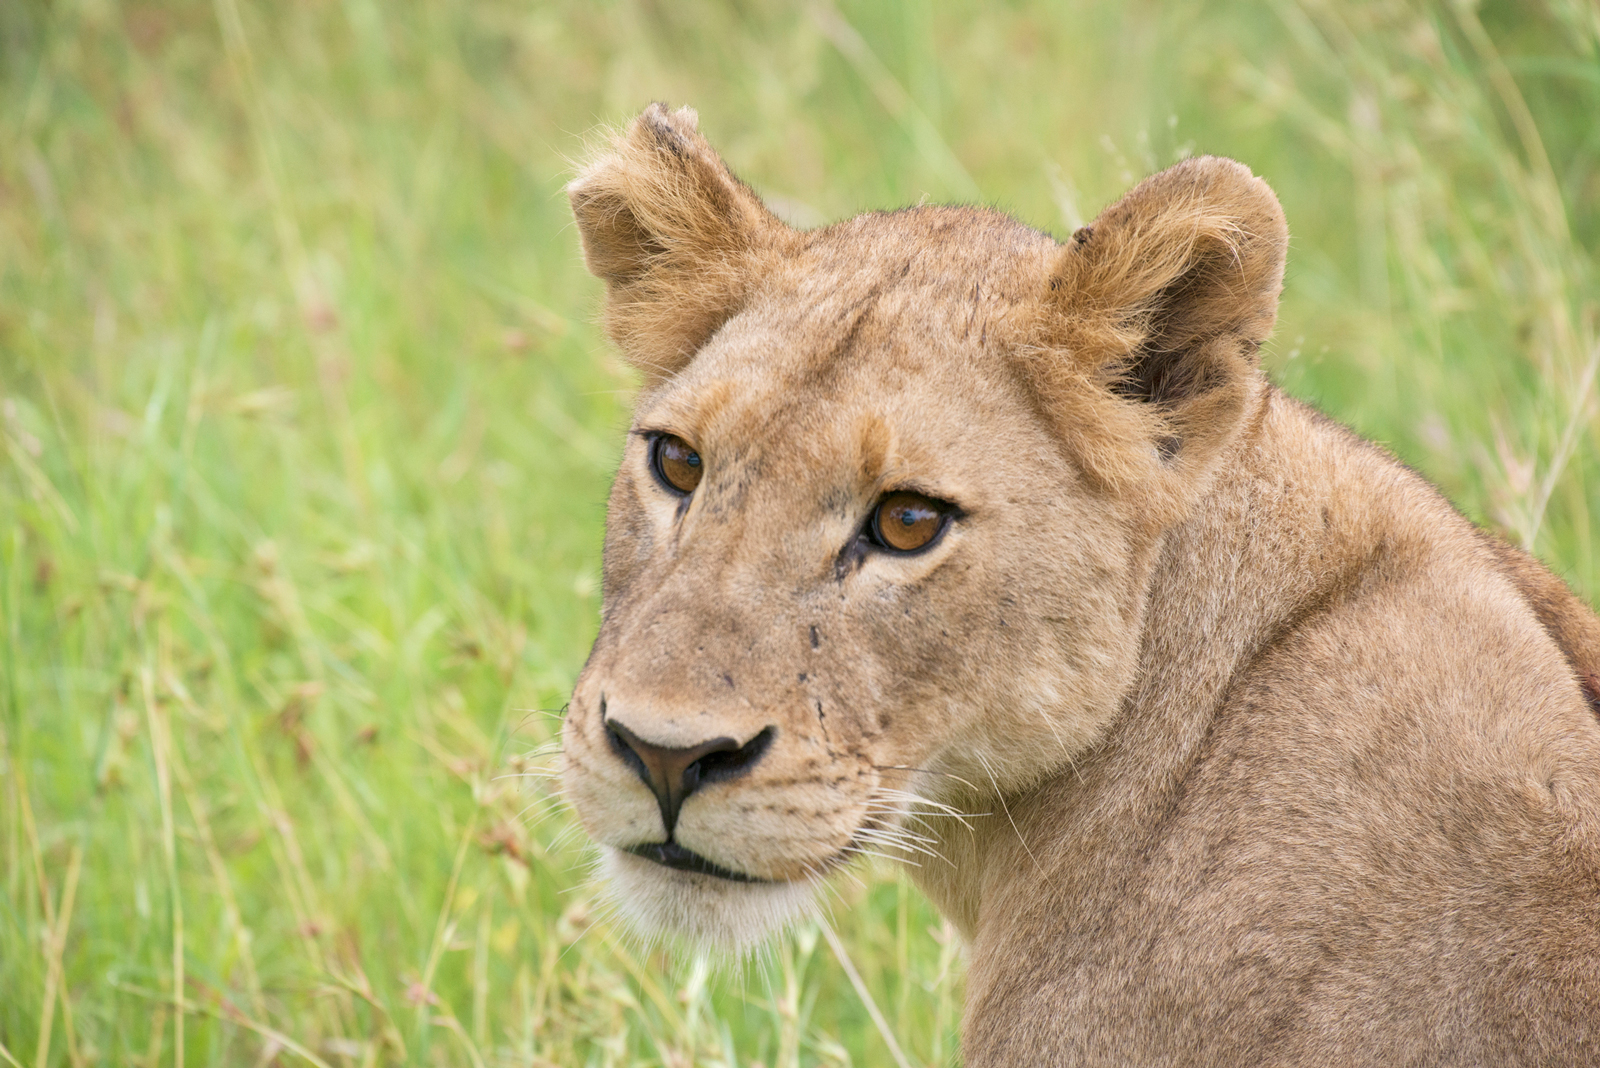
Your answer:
561;104;1600;1065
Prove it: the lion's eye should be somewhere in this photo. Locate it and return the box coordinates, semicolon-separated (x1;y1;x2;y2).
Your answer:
870;492;949;553
651;434;703;495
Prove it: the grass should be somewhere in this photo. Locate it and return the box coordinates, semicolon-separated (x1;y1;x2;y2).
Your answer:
1;0;1596;1064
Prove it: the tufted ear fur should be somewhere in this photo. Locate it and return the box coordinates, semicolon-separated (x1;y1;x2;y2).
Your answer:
568;104;794;379
1027;156;1287;508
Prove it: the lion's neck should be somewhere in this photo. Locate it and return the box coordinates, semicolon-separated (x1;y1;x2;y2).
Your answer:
912;385;1451;935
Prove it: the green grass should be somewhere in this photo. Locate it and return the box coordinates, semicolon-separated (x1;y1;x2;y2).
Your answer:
1;1;1596;1065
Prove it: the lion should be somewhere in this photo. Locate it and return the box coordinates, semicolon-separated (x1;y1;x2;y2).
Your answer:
559;103;1600;1065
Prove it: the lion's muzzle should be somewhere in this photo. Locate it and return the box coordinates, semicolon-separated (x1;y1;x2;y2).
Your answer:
602;697;775;880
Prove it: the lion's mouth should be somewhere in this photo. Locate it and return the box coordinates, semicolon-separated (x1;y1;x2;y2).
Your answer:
625;841;769;883
621;810;912;887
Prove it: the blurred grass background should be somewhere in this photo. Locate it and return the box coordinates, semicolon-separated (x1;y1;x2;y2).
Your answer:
1;0;1596;1065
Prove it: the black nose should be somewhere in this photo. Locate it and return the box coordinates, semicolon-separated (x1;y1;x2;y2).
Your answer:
605;716;774;837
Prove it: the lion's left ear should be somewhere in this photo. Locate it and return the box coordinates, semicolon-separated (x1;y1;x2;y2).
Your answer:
1029;156;1287;493
568;104;794;380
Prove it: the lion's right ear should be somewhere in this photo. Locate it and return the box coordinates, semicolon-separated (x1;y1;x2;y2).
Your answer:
1026;156;1287;508
568;104;792;379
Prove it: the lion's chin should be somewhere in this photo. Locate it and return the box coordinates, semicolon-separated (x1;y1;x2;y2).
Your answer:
598;847;818;954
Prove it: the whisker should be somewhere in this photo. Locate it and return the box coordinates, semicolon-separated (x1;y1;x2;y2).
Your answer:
853;833;948;867
553;902;610;967
881;806;982;838
513;796;568;822
844;845;921;869
808;880;843;930
853;819;939;847
514;709;569;735
872;787;987;821
876;807;940;837
871;763;985;794
494;770;563;786
513;789;563;811
854;824;955;866
975;752;1054;885
853;826;936;849
544;823;590;854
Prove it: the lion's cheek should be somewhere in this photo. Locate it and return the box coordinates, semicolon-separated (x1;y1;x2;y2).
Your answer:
847;577;1139;791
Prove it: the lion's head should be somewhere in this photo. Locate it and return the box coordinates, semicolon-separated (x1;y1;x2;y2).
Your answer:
560;104;1285;951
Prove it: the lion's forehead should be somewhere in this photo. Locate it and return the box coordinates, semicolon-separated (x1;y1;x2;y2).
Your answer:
643;306;1046;487
771;232;1056;344
795;204;1060;285
640;351;1035;524
631;209;1059;457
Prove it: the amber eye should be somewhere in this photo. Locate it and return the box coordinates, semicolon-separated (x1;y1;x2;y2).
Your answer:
871;492;949;553
651;434;703;495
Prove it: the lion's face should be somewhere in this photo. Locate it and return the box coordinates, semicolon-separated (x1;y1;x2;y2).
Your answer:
560;106;1283;949
561;223;1149;949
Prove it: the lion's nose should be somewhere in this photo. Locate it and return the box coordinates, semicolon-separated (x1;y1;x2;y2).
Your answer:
604;715;774;837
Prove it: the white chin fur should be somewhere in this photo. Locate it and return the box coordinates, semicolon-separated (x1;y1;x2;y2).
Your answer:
598;847;817;955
